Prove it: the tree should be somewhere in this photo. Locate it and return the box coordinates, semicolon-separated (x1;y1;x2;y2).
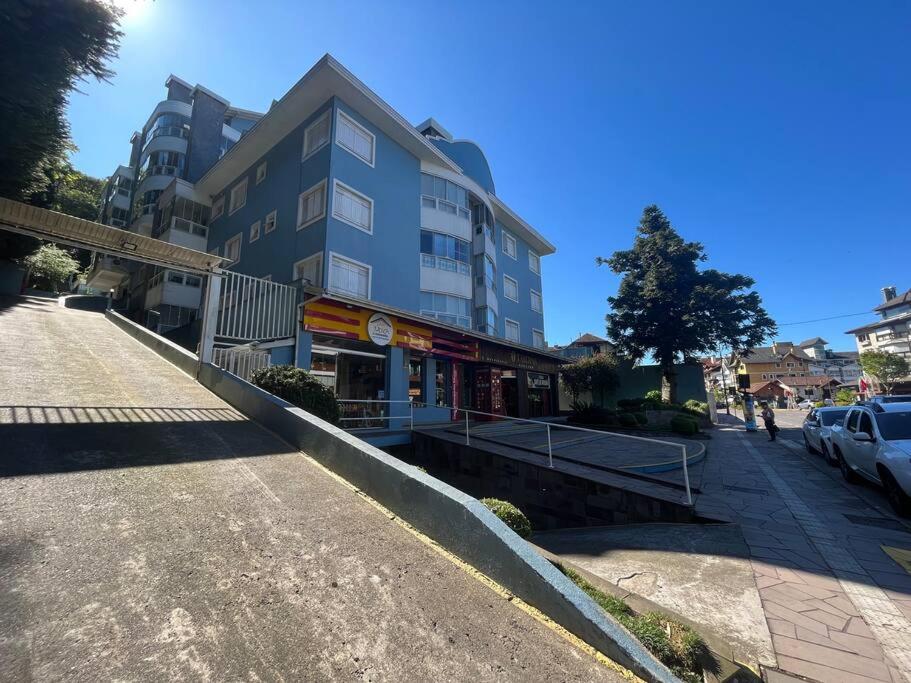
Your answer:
834;388;856;405
860;350;910;395
0;0;121;257
23;244;81;292
560;353;619;406
598;205;776;403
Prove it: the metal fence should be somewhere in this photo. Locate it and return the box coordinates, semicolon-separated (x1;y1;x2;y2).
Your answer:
212;346;271;382
216;271;297;342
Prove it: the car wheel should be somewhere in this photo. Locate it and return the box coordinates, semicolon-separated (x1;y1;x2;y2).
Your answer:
804;434;815;454
820;442;836;466
881;470;911;518
836;448;858;483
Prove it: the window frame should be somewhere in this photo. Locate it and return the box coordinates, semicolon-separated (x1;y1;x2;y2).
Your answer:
224;233;242;265
249;220;261;243
502;231;517;260
505;318;520;343
532;328;546;349
211;196;224;221
302;110;331;160
292;252;323;286
335;110;376;167
328;251;372;300
503;274;519;302
255;161;267;185
228;178;248;215
331;179;374;234
530;288;543;313
297;178;328;230
264;209;277;234
528;250;540;275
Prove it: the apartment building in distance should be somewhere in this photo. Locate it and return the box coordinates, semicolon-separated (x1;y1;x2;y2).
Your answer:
88;75;262;330
798;337;862;386
846;285;911;392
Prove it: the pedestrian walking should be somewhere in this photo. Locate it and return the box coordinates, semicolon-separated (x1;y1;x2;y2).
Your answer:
760;402;778;441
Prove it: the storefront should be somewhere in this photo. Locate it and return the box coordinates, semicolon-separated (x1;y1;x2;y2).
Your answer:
300;297;562;422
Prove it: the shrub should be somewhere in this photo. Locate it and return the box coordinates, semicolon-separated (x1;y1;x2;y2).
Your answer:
682;399;708;417
251;365;340;425
670;415;699;435
814;401;825;408
480;498;532;539
568;401;618;426
617;397;647;411
618;412;638;428
644;389;663;403
633;411;648;426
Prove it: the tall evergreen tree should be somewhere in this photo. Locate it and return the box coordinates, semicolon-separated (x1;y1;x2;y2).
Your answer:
598;205;776;402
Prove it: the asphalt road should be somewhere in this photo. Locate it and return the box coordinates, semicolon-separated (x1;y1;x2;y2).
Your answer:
0;296;623;682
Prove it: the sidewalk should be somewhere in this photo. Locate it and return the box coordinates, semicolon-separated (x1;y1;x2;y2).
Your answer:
697;423;911;682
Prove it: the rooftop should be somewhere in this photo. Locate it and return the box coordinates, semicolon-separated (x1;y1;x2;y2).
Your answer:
874;288;911;312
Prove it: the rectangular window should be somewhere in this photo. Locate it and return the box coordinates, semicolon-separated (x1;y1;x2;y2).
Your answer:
264;209;277;234
255;162;267;185
408;358;424;403
528;250;540;274
336;110;375;166
505;318;520;343
293;252;322;286
332;181;373;233
229;178;248;215
418;290;471;329
303;110;330;159
185;275;202;288
503;232;517;259
530;289;543;313
249;220;261;242
224;233;242;264
504;275;518;302
532;329;545;349
329;253;370;299
211;196;224;221
167;271;185;284
297;179;327;229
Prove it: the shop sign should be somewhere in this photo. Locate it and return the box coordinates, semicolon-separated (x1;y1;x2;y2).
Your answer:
367;312;394;346
527;372;551;389
479;342;558;374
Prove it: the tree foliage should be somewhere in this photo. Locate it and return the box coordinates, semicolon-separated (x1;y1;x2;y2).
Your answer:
23;244;81;291
860;350;910;395
0;0;121;257
560;353;620;406
597;205;776;403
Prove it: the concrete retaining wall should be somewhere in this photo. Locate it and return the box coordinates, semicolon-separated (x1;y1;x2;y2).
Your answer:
105;309;199;377
102;312;676;682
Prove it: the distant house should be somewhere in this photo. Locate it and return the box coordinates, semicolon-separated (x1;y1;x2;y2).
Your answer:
550;333;614;360
731;341;813;385
777;375;841;402
845;285;911;393
797;337;862;386
749;379;788;404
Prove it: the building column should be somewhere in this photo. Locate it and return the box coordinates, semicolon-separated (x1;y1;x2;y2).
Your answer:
424;358;437;407
296;329;313;370
386;345;408;428
517;369;530;418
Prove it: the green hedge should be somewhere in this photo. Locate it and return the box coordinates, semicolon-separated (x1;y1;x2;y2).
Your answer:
480;498;532;539
251;365;340;425
633;411;648;426
617;412;638;428
682;399;708;417
670;415;699;435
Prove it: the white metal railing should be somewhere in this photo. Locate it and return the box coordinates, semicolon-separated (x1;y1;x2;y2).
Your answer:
420;253;471;276
212;346;271;382
336;400;693;505
216;271;297;342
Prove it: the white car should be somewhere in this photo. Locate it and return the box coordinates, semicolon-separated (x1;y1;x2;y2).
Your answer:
803;406;850;465
797;399;815;410
830;403;911;516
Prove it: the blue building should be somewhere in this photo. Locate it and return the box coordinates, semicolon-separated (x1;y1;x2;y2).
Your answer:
88;75;261;331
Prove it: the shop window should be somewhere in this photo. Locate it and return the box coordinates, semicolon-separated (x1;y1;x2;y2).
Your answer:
408;358;424;404
435;360;451;407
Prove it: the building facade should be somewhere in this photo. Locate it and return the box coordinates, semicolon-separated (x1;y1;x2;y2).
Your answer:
731;341;813;384
87;75;262;331
798;337;862;386
195;56;560;419
846;285;911;392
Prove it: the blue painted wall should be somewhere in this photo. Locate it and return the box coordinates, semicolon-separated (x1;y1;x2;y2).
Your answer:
496;220;545;346
428;138;496;195
185;91;229;183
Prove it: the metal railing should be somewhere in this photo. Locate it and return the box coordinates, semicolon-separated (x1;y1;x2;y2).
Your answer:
336;399;693;505
216;271;297;342
212;346;271;382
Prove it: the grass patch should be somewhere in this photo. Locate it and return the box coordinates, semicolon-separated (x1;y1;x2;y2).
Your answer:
558;564;707;682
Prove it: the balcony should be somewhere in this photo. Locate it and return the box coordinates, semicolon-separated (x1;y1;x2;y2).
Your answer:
154;216;208;251
144;270;202;311
85;254;129;291
419;254;472;299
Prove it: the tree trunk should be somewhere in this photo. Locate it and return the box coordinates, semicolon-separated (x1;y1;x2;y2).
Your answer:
661;359;678;404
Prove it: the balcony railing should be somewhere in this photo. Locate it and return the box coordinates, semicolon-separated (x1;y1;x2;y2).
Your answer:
153;216;208;240
420;253;470;276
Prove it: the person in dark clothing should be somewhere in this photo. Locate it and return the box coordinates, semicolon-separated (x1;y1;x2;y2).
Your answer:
760;402;778;441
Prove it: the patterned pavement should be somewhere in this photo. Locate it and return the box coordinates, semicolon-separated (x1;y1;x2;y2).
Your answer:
697;413;911;682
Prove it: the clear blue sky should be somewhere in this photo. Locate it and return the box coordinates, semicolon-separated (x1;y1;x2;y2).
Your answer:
68;0;910;351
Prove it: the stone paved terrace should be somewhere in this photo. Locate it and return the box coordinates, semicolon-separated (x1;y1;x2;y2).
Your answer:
697;411;911;683
0;296;625;682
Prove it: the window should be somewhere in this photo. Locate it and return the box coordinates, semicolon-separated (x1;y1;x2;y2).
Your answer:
408;358;424;403
249;220;261;243
329;253;370;299
185;275;201;288
332;181;373;233
528;250;540;274
336;110;375;166
476;307;497;335
298;180;327;229
303;110;331;159
229;178;248;215
224;233;242;264
858;412;874;437
530;289;543;313
293;253;322;286
420;230;471;275
475;255;496;292
167;271;185;284
532;329;545;349
503;275;518;302
255;162;267;185
505;319;520;342
419;291;472;329
420;173;470;219
787;362;794;368
264;210;277;234
502;231;517;259
762;374;768;380
845;410;860;433
211;196;224;221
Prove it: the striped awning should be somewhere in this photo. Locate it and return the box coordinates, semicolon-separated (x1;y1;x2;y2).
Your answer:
0;197;224;275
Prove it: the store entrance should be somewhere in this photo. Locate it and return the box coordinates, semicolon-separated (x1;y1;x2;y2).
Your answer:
311;336;387;425
501;369;519;416
527;372;553;418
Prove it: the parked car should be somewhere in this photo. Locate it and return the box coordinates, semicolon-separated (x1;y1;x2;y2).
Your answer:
830;403;911;516
871;395;911;404
797;399;814;410
803;406;850;465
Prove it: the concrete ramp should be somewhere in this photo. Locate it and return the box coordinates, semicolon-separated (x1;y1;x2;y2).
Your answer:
0;296;623;681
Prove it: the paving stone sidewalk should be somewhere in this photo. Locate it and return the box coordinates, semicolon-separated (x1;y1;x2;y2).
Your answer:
696;417;911;683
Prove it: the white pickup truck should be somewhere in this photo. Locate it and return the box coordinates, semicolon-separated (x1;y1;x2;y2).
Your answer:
830;402;911;516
